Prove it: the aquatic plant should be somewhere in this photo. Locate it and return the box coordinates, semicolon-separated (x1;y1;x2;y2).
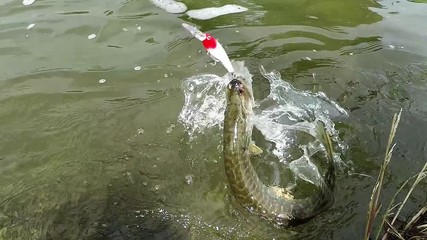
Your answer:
364;109;427;240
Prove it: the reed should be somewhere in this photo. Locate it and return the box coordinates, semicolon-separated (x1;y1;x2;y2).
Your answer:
364;109;427;240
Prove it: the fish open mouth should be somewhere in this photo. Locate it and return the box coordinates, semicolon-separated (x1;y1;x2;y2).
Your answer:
228;78;244;94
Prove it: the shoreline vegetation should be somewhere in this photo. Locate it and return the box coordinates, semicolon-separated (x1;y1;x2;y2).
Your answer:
364;109;427;240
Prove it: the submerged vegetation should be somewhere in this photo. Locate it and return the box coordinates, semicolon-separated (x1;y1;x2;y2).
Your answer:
364;110;427;240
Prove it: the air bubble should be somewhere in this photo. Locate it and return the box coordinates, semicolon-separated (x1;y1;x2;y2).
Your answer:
184;175;193;185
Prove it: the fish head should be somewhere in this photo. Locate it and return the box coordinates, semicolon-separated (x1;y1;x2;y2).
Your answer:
226;77;253;115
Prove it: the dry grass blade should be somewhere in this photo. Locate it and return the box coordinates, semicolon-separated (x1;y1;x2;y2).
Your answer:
384;220;405;240
380;159;427;240
364;109;402;240
375;174;418;240
404;206;427;232
417;224;427;233
390;162;427;226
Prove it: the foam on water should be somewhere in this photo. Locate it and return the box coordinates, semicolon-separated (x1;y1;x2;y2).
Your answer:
22;0;35;6
178;61;251;137
186;5;248;20
178;61;348;184
150;0;187;14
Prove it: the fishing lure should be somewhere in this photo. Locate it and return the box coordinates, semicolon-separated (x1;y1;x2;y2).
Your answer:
182;23;235;74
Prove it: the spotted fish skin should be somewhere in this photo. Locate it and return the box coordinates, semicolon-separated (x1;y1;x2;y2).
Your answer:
223;77;335;226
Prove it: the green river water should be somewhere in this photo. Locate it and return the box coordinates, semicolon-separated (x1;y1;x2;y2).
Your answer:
0;0;426;239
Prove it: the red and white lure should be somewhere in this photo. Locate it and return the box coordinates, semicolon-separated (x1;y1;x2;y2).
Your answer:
182;23;235;74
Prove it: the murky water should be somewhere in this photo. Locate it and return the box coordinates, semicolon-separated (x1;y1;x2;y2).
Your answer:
1;0;426;239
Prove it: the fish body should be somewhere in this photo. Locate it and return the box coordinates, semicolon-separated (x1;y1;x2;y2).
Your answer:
182;23;235;74
223;77;335;226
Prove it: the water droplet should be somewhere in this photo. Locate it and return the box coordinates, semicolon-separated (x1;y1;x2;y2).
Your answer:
23;0;35;5
137;26;142;31
27;23;35;30
137;128;145;134
99;79;106;84
304;57;312;61
164;73;168;78
166;124;175;134
142;182;148;186
134;66;141;71
154;185;160;190
389;44;395;49
185;174;193;185
235;30;240;33
349;52;354;56
88;34;96;40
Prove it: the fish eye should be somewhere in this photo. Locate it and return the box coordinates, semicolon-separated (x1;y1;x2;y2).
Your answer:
206;36;211;40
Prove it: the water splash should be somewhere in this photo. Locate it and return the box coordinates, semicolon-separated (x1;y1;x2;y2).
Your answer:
255;66;348;161
178;61;348;183
178;61;253;137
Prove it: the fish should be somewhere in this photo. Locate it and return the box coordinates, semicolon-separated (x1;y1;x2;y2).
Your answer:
182;23;235;74
223;76;336;226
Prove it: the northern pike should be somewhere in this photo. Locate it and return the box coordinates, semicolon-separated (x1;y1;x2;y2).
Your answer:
223;77;335;226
